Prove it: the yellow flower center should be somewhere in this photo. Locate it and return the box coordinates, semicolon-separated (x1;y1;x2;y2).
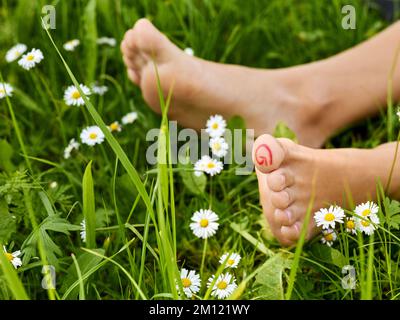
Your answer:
207;162;215;169
5;252;13;262
228;259;235;265
361;220;370;227
346;220;355;229
324;233;334;242
212;123;219;130
199;219;209;228
110;123;119;132
72;91;81;99
324;213;335;222
213;143;221;151
26;54;34;61
217;281;228;290
362;209;370;216
89;133;98;140
0;89;4;94
182;278;192;288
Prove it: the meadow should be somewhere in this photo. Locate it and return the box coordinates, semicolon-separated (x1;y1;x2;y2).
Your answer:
0;0;400;300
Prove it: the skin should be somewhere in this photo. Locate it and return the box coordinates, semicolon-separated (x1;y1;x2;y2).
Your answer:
121;19;400;245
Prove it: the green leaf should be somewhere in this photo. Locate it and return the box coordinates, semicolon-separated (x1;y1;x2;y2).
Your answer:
82;0;98;83
383;197;400;230
82;161;96;249
178;152;206;195
273;121;298;142
254;252;292;300
0;199;16;244
0;243;29;300
310;243;347;268
60;248;105;300
22;215;81;268
0;140;14;172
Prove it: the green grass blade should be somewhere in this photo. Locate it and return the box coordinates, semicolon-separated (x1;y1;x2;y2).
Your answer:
82;161;96;249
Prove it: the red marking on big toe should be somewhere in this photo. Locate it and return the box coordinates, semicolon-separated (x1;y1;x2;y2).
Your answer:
255;144;273;166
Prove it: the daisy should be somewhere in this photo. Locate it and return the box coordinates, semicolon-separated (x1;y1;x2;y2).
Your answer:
97;37;117;47
3;246;22;269
314;205;345;229
5;43;27;63
18;48;44;70
320;229;337;247
122;111;138;125
176;268;201;298
345;217;357;235
108;121;122;133
206;114;226;138
219;252;241;269
64;84;91;106
190;209;219;239
80;219;86;242
193;157;207;177
209;137;229;158
91;83;108;96
207;273;237;299
63;138;80;159
397;109;400;122
0;82;13;99
80;126;105;146
354;201;379;219
184;47;194;56
200;155;223;176
63;39;80;51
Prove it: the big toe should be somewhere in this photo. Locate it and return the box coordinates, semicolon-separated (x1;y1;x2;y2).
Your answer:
253;134;287;174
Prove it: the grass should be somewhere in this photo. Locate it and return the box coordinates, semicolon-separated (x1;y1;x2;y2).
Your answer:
0;0;400;300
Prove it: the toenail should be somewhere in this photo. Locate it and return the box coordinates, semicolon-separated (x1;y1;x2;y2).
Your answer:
285;210;292;223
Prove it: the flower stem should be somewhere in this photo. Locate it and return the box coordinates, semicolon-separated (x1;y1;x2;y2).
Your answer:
200;238;208;277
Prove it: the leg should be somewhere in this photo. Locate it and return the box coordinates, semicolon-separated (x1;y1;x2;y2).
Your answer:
121;19;400;147
253;134;400;246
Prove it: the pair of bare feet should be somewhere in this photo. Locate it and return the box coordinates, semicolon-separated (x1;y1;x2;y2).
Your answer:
121;19;399;246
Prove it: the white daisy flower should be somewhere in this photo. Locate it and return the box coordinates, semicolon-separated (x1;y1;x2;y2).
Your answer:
320;229;337;247
64;84;91;106
207;273;237;299
63;138;80;159
97;37;117;47
184;48;194;56
5;43;27;63
314;205;345;230
193;157;207;177
190;209;219;239
63;39;80;51
91;83;108;96
0;82;14;99
121;111;138;125
176;268;201;298
3;246;22;269
18;48;44;70
80;126;105;146
206;114;226;138
219;252;241;269
108;121;122;133
209;137;229;158
354;203;380;236
198;155;223;176
354;201;379;219
345;217;357;235
80;219;86;242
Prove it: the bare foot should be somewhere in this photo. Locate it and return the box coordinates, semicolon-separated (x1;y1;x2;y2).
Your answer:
121;19;335;147
252;134;400;246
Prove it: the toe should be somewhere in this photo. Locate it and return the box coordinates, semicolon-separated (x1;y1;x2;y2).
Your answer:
127;69;140;85
252;134;287;174
280;222;301;243
267;169;294;192
274;208;296;226
270;188;293;209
